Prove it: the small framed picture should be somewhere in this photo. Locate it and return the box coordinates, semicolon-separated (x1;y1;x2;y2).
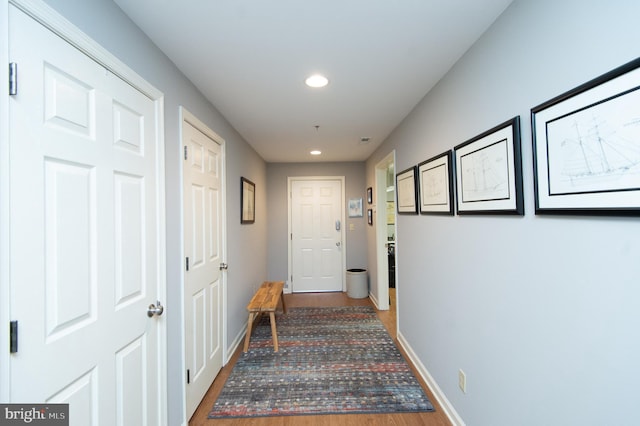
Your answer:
241;177;255;224
367;208;373;225
367;187;373;204
532;57;640;215
348;198;363;217
418;150;454;215
454;117;524;215
396;166;418;214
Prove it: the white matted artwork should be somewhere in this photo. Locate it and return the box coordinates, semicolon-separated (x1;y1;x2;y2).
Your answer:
241;177;255;223
348;198;363;217
532;57;640;215
396;166;418;214
454;117;524;215
418;150;454;215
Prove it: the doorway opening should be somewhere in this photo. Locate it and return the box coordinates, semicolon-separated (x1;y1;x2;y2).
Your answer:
374;152;396;312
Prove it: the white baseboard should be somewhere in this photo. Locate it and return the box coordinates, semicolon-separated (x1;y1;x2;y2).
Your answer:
397;331;465;426
369;291;379;308
226;321;247;361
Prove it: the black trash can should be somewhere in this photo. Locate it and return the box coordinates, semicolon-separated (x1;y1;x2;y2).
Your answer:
346;268;368;298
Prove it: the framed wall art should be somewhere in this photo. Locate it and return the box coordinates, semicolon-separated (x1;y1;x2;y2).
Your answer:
531;57;640;215
418;150;454;215
367;187;373;204
367;208;373;226
241;177;255;224
348;198;363;217
454;117;524;215
396;166;418;214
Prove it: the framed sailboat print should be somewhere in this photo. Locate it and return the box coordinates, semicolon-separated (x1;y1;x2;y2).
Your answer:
532;57;640;216
454;117;524;215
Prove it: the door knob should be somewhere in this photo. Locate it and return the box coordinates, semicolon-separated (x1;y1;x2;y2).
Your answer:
147;301;164;317
336;242;341;247
219;262;228;270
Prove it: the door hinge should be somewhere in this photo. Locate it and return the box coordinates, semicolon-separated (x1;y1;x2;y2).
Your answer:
184;146;188;160
185;257;189;271
187;369;190;384
9;63;17;96
10;321;18;353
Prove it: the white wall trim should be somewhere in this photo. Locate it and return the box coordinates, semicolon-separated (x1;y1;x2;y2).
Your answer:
227;321;247;361
374;152;395;311
369;291;381;309
397;331;466;426
0;0;11;402
9;0;161;100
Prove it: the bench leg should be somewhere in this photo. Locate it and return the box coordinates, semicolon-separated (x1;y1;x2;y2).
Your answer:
243;312;256;353
280;291;287;314
269;312;279;352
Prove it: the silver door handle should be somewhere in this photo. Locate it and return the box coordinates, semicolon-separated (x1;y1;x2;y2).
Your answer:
147;301;164;318
219;262;228;270
336;242;341;247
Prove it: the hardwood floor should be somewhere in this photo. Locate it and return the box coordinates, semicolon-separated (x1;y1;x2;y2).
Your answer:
188;290;452;426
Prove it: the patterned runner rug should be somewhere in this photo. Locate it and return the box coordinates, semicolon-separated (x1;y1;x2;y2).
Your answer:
208;306;434;418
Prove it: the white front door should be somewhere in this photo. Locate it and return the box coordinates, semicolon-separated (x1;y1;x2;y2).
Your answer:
182;110;224;419
290;178;344;292
8;6;165;425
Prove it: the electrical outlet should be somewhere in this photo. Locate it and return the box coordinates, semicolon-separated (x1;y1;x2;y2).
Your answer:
458;369;467;393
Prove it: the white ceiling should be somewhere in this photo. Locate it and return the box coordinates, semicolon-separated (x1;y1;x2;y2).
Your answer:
114;0;513;163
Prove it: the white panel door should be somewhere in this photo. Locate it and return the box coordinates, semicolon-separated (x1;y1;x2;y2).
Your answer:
182;115;224;419
8;6;164;425
291;179;343;292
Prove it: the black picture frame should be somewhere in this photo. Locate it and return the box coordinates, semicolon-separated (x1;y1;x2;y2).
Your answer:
367;208;373;226
531;57;640;216
367;187;373;204
454;117;524;215
418;150;454;215
396;166;418;214
241;177;255;224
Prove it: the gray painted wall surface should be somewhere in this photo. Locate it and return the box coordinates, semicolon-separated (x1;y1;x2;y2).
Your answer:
266;162;368;289
367;0;640;424
38;1;267;424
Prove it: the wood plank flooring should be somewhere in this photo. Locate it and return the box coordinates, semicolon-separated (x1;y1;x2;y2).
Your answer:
188;290;452;426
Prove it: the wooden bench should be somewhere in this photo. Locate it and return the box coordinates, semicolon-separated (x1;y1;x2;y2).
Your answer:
243;281;287;352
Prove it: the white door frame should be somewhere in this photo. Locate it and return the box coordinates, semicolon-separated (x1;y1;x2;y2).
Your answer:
374;152;396;312
0;0;12;400
179;107;227;422
0;0;167;419
287;176;346;294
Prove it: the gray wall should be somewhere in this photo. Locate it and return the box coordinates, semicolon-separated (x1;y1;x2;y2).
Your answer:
267;162;368;288
37;1;267;425
367;0;640;424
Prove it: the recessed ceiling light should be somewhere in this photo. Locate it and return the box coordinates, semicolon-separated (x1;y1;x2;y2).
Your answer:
310;150;322;155
305;74;329;88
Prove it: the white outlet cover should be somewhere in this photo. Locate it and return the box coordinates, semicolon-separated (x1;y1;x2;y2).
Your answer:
458;369;467;393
